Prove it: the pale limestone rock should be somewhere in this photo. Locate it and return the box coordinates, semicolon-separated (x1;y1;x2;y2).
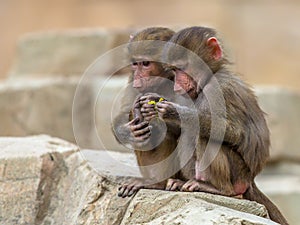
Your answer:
76;177;131;225
255;86;300;161
0;135;96;225
84;149;296;224
8;29;133;78
81;149;280;225
0;78;77;140
0;135;128;225
81;149;140;178
0;76;129;151
0;136;279;225
0;78;90;147
120;190;275;225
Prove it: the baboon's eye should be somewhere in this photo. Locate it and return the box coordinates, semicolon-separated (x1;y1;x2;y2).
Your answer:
142;61;150;67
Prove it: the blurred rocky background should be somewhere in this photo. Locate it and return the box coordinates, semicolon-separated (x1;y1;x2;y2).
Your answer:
0;0;299;224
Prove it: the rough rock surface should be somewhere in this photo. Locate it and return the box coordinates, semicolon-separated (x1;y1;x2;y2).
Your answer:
83;149;298;225
0;136;277;225
0;135;98;225
121;190;274;225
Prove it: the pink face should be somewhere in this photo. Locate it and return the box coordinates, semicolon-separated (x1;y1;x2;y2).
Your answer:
131;60;163;92
173;69;198;99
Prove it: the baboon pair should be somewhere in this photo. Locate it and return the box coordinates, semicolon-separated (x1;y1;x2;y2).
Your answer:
112;26;288;225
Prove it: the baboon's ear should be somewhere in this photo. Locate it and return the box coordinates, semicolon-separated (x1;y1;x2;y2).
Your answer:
207;37;222;60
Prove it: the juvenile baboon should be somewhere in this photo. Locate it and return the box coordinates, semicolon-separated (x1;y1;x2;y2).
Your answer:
111;27;181;197
140;26;288;225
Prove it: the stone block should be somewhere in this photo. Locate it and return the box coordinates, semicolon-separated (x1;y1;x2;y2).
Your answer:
8;29;133;77
255;86;300;161
0;78;78;144
0;76;130;151
121;190;275;225
0;135;92;225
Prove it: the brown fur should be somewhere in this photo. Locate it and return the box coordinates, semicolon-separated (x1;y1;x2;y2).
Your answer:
112;27;175;145
112;27;180;197
161;26;288;224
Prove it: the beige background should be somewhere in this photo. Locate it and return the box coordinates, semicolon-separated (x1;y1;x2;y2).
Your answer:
1;0;300;89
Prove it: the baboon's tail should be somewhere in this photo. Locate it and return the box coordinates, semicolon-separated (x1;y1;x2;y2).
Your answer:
244;182;289;225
